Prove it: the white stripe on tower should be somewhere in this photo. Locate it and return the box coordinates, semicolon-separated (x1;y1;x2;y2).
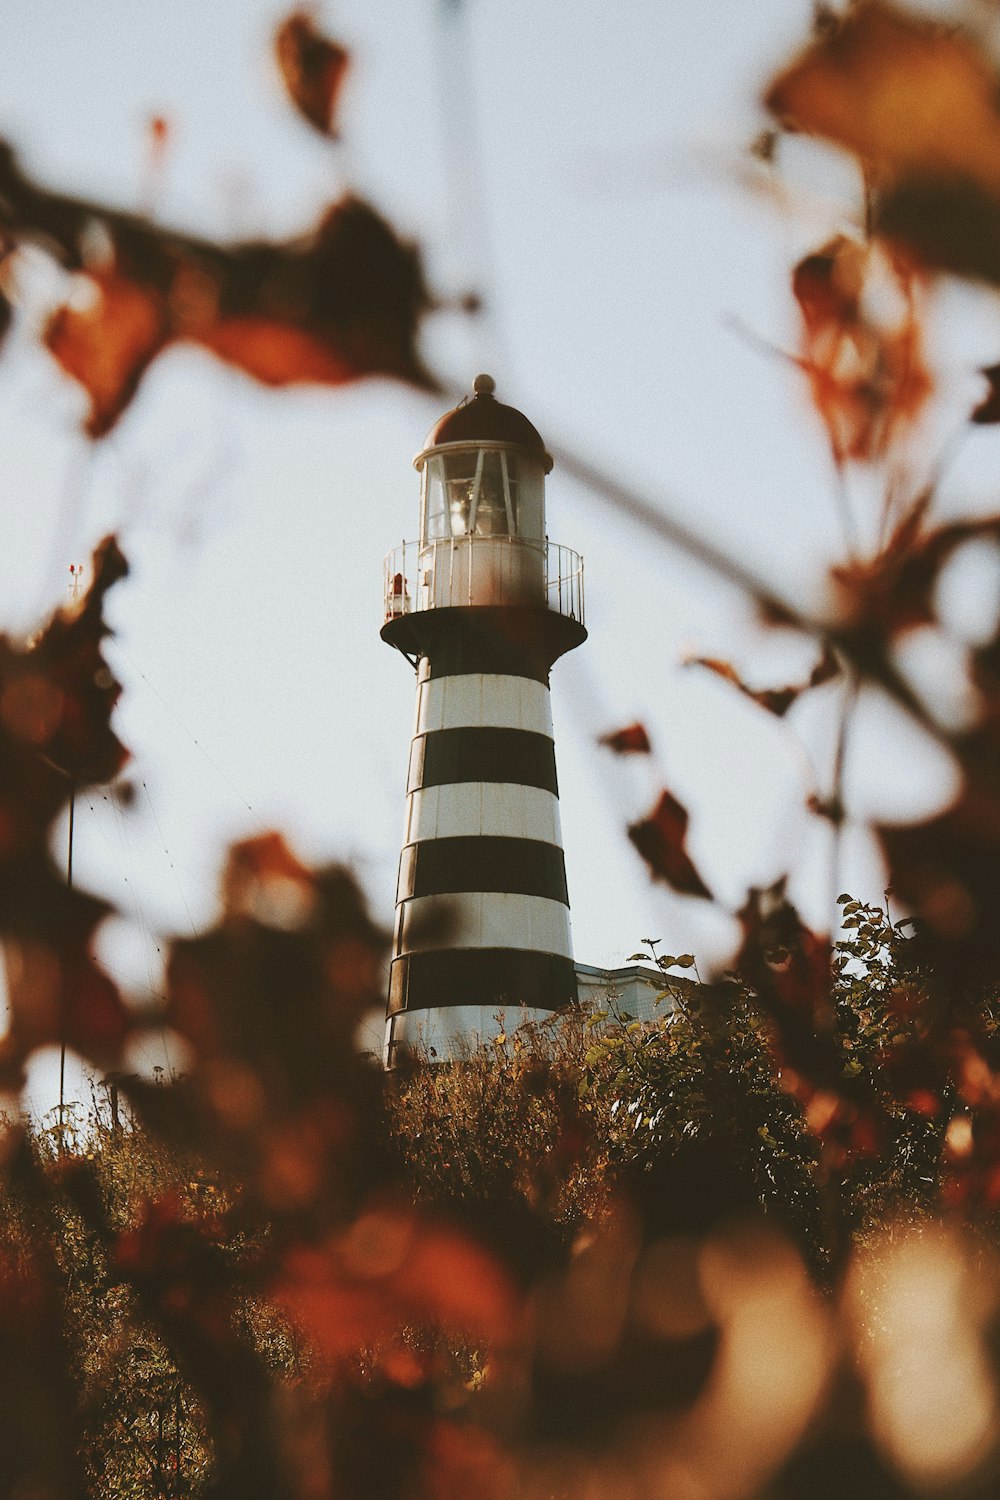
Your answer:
415;674;554;735
405;783;562;844
397;892;573;957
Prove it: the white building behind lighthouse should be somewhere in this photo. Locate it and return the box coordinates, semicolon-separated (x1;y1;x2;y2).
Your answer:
380;375;587;1060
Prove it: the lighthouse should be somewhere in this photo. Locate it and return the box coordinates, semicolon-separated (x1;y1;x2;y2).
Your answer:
381;375;587;1060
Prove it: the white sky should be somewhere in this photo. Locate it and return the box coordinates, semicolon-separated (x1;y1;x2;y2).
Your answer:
0;0;995;1088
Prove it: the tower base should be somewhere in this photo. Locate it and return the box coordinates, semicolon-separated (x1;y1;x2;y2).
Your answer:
385;1004;561;1063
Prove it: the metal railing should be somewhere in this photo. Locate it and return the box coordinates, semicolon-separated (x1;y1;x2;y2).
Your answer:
383;536;585;625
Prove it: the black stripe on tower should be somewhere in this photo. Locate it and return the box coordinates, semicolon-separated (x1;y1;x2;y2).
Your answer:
382;604;587;684
408;727;558;794
397;836;569;903
388;949;578;1016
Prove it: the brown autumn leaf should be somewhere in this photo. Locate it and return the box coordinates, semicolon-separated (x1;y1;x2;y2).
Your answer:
628;789;711;899
832;509;1000;642
732;886;862;1135
736;886;832;1027
25;534;129;785
598;722;651;754
875;174;1000;285
766;2;1000;289
689;644;839;717
0;533;128;869
152;841;387;1218
790;237;932;464
879;768;1000;997
792;235;865;335
972;363;1000;424
220;830;314;923
46;271;168;437
275;10;350;137
0;145;436;435
0;536;132;1080
766;1;1000;194
0;920;129;1081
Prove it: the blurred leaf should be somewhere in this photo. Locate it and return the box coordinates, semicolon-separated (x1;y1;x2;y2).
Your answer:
793;235;866;335
0;144;436;436
23;534;128;786
689;644;839;715
766;1;1000;193
628;790;712;900
45;269;167;437
877;174;1000;284
792;236;931;464
0;535;131;1080
831;506;1000;654
972;362;1000;423
274;10;350;137
599;722;651;754
736;885;835;1078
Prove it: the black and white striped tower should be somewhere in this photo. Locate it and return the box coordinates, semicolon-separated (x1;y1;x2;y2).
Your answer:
381;375;586;1060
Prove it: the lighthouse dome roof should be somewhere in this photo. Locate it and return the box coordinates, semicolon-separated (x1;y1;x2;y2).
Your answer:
419;374;551;467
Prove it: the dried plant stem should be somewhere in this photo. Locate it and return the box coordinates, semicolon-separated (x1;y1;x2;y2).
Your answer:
831;465;860;563
828;668;859;928
549;440;806;622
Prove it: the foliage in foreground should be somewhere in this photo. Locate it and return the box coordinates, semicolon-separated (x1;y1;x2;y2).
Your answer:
14;894;1000;1500
10;1;1000;1496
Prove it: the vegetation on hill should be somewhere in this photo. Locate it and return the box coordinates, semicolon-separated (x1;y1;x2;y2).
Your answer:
2;887;991;1498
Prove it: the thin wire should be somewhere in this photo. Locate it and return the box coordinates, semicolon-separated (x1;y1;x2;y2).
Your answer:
58;787;74;1152
112;642;257;817
41;443;97;622
114;710;200;939
549;437;816;625
89;782;176;1077
137;776;199;938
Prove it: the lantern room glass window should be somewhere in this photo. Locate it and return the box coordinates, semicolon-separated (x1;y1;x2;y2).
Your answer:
422;450;521;540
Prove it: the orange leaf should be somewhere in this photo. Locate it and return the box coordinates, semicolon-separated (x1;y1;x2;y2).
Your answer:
792;235;865;335
599;722;651;754
833;509;1000;641
25;534;129;786
0;145;436;435
275;10;350;137
766;1;1000;195
44;271;169;437
628;790;711;899
199;317;356;386
790;238;931;464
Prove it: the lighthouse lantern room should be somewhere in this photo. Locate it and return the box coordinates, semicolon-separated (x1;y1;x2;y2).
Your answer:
381;376;586;1062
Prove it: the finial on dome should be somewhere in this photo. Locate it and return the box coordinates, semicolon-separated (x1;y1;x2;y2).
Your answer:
416;375;551;469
